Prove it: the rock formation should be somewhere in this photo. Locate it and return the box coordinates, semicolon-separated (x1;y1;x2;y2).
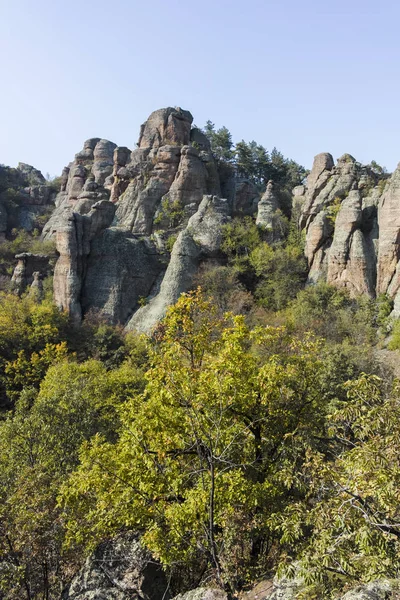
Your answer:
33;106;400;329
239;577;396;600
44;107;243;330
62;532;171;600
256;180;284;243
126;195;230;332
0;163;56;234
11;252;50;295
296;153;400;308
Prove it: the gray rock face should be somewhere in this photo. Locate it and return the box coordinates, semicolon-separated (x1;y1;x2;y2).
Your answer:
17;162;46;186
0;163;56;234
62;532;171;600
234;179;259;216
340;580;394;599
326;190;376;296
126;195;230;333
45;108;226;327
53;200;116;323
173;589;227;600
82;229;165;324
41;137;117;241
256;180;283;243
11;253;50;295
240;578;397;600
138;107;193;149
297;152;385;299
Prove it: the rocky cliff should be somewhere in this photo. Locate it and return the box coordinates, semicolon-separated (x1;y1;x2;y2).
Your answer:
42;107;258;328
296;152;400;313
0;162;56;237
7;107;400;330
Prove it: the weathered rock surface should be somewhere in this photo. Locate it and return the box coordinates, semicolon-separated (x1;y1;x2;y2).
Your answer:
126;195;230;332
37;105;400;327
62;532;171;600
341;580;395;599
0;163;56;234
296;152;392;303
11;253;51;295
256;180;284;243
173;588;227;600
53;200;116;322
138;107;193;149
17;162;46;186
45;108;228;327
28;271;44;300
240;577;398;600
234;179;259;216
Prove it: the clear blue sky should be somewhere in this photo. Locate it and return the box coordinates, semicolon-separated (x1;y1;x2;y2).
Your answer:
1;0;400;176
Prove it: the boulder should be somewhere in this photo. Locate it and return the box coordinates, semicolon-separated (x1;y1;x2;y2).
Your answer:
341;580;395;599
173;589;227;600
62;532;171;600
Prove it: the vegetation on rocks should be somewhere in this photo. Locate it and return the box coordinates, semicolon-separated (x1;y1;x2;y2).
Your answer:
3;109;400;600
0;266;398;599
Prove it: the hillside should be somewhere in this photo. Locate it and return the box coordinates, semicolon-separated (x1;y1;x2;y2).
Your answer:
2;108;400;600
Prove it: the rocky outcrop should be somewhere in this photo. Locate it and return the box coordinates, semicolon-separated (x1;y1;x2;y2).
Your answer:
11;253;51;295
0;163;56;234
297;153;385;300
234;179;259;216
62;532;171;600
138;107;193;149
126;195;230;332
173;589;227;600
45;108;227;327
256;180;284;243
326;190;376;296
17;162;46;186
42;138;114;240
53;200;116;322
377;166;400;298
42;106;400;328
28;271;44;300
341;580;395;599
240;578;398;600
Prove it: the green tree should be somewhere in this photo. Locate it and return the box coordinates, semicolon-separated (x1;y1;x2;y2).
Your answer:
250;242;307;311
273;374;400;598
0;357;145;599
221;217;261;275
62;289;327;592
203;122;234;164
0;294;69;408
